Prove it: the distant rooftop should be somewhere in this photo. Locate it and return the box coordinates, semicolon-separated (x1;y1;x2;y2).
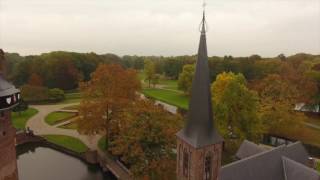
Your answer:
220;141;320;180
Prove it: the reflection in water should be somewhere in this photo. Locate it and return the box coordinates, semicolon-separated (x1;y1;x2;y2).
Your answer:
16;143;116;180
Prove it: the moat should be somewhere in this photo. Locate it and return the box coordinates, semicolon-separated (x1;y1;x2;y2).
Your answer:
16;143;116;180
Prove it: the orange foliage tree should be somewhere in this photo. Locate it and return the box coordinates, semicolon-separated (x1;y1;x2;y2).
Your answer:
28;73;43;86
77;64;140;147
111;99;182;179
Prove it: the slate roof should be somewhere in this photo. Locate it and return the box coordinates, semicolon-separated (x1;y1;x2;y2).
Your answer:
0;49;20;110
236;140;267;159
0;75;19;97
282;157;319;180
176;12;223;148
219;142;320;180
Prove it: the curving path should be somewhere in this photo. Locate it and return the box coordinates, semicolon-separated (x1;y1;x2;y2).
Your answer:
26;103;101;150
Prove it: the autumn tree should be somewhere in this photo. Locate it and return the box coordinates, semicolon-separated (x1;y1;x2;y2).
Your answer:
178;64;195;95
28;73;43;86
305;63;320;107
20;85;49;102
144;60;156;88
110;99;182;179
77;64;141;148
255;74;307;138
211;72;262;143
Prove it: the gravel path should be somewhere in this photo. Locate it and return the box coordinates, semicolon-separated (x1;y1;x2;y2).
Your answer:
26;103;102;150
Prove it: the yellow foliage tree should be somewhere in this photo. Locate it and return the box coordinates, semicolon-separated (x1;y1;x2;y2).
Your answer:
211;72;262;143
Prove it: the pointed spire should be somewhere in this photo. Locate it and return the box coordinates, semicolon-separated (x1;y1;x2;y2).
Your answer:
177;8;223;148
201;8;206;34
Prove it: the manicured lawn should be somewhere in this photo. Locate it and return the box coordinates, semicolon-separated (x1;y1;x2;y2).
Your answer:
143;88;189;109
159;79;178;90
45;112;75;125
58;92;82;104
11;108;39;130
44;135;88;153
62;105;80;110
58;121;78;130
316;161;320;172
98;136;108;151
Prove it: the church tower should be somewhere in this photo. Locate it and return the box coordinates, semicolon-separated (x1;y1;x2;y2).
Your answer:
0;49;20;180
176;10;223;180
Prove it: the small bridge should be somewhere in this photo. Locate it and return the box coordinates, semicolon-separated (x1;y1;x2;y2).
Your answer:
16;130;44;145
97;150;131;180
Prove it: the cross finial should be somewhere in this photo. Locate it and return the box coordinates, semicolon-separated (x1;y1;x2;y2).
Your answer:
203;1;206;11
200;1;207;34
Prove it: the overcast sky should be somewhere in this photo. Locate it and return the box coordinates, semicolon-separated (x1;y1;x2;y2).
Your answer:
0;0;319;57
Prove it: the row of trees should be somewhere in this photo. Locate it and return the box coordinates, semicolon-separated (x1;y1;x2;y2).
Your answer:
5;51;122;90
6;51;318;91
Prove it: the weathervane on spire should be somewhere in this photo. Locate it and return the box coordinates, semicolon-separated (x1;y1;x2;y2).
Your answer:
200;0;208;33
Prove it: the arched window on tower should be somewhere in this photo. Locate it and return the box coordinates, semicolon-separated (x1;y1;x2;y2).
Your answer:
183;149;189;177
204;153;212;180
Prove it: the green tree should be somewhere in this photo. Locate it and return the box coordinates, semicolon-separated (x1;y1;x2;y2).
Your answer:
48;88;65;102
178;64;195;95
151;74;160;88
144;60;156;88
211;72;262;142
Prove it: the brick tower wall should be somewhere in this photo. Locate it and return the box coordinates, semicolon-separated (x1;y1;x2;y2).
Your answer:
177;138;222;180
0;111;18;180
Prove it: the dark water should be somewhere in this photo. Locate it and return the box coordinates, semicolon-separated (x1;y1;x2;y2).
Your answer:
16;143;116;180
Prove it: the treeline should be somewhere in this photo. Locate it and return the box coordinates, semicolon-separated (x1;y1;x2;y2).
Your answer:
4;51;320;91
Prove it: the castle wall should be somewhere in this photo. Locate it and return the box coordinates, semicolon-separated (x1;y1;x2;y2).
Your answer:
0;111;18;180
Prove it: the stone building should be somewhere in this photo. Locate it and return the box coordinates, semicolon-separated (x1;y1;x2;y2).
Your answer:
176;11;320;180
0;49;21;180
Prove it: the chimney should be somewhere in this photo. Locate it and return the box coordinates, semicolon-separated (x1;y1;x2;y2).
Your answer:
307;157;316;169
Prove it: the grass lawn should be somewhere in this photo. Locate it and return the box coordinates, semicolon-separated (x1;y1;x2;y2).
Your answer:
11;108;39;130
98;136;108;151
45;112;76;125
44;135;88;153
143;88;189;109
316;161;320;172
159;79;178;90
59;121;78;130
58;92;82;104
62;105;80;110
